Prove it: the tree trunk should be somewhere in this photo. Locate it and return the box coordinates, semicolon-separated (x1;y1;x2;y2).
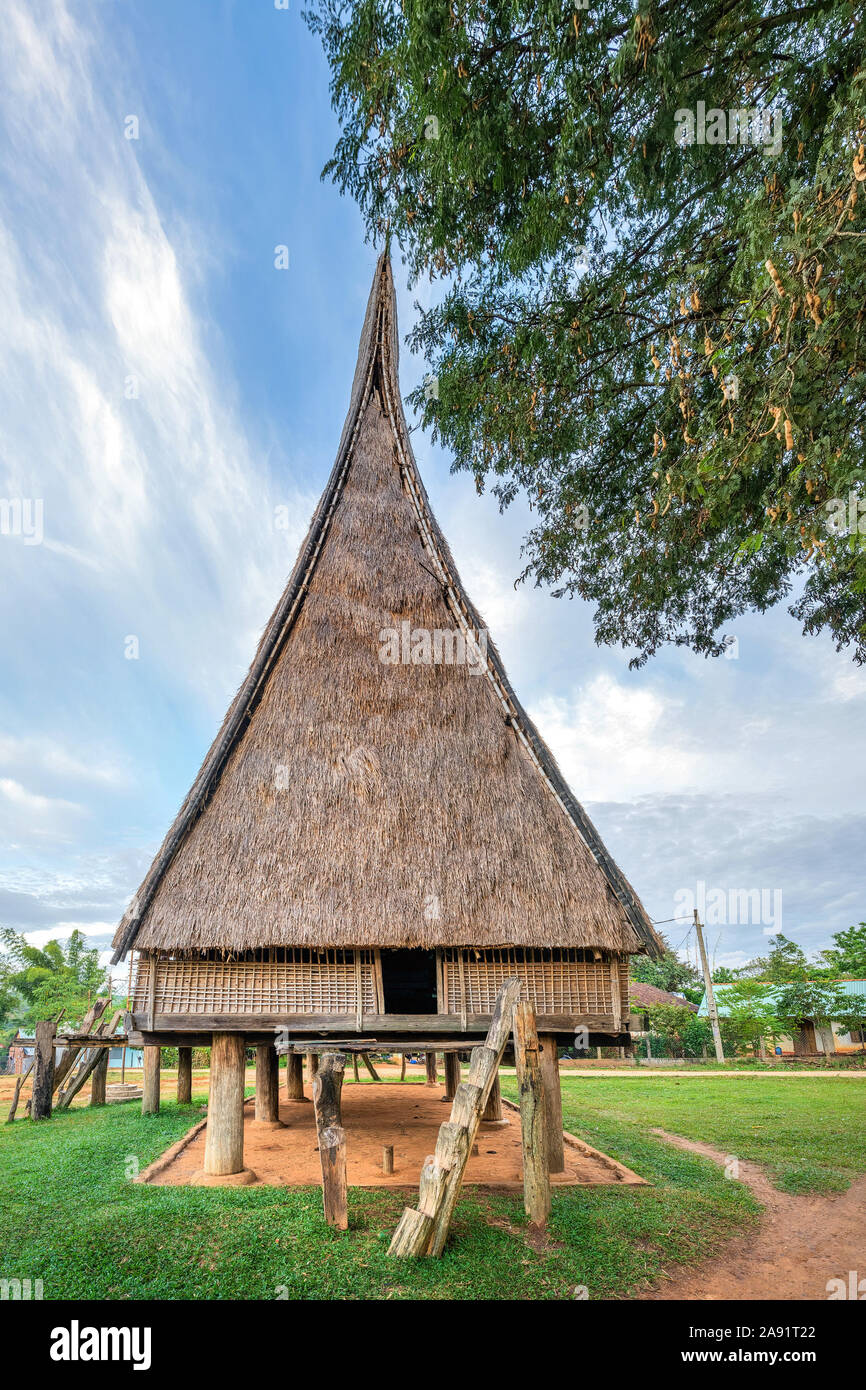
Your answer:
538;1034;564;1172
142;1045;161;1115
204;1034;246;1176
177;1047;193;1103
31;1022;56;1120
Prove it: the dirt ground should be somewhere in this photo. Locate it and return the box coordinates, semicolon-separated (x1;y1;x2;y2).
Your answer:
146;1082;644;1189
642;1130;866;1301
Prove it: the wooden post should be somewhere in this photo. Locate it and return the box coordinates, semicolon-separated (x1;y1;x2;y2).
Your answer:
538;1034;565;1173
425;1052;438;1086
352;1053;360;1083
360;1052;380;1081
311;1051;348;1230
513;1000;551;1226
31;1022;56;1120
306;1051;318;1081
142;1045;161;1115
203;1034;247;1176
177;1047;193;1103
481;1071;502;1121
383;1144;394;1175
285;1052;307;1101
255;1043;282;1125
399;1053;406;1081
443;1052;460;1101
390;978;522;1259
90;1049;109;1107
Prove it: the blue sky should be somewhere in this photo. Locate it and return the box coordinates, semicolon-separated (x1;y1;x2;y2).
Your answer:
0;0;863;989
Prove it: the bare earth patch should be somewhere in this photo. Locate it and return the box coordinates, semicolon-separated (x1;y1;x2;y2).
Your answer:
141;1082;643;1190
642;1129;866;1301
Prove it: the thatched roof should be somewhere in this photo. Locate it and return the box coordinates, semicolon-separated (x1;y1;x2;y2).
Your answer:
112;254;662;963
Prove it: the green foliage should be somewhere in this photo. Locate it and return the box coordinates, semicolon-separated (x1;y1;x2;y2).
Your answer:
819;921;866;976
630;933;701;993
0;928;107;1029
718;977;781;1053
739;932;811;981
642;1001;712;1057
307;0;866;664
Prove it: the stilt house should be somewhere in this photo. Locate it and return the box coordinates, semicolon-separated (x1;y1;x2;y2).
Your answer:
113;255;661;1155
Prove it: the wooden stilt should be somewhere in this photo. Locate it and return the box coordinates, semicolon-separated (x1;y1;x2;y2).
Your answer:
481;1071;503;1121
177;1047;193;1104
311;1051;348;1230
399;1053;406;1081
352;1053;360;1083
306;1051;319;1082
90;1049;108;1106
203;1033;247;1177
360;1052;380;1081
31;1021;56;1120
255;1043;282;1125
443;1052;460;1101
425;1052;438;1086
142;1044;161;1115
285;1052;308;1101
513;1000;550;1226
538;1034;564;1173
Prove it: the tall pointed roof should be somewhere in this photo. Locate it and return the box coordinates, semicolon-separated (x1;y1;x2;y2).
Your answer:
112;254;661;963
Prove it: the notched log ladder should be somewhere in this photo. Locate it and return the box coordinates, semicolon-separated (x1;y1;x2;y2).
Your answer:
389;977;521;1257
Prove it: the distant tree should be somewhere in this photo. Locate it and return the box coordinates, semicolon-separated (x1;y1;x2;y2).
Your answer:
307;0;866;666
719;978;782;1055
642;1001;709;1059
1;929;107;1029
819;921;866;977
741;933;810;982
775;978;853;1035
630;934;702;995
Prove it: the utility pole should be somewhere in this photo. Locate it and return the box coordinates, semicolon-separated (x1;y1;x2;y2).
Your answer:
694;909;725;1063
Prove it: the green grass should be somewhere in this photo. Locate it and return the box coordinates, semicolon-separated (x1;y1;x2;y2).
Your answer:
0;1087;761;1300
527;1075;866;1195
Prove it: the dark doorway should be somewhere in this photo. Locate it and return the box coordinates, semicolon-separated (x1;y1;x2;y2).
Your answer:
380;949;437;1014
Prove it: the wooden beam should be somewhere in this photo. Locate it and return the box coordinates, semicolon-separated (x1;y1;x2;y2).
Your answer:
142;1044;161;1115
31;1021;56;1120
131;1010;621;1034
177;1047;193;1104
203;1033;246;1176
425;1052;438;1086
311;1052;348;1230
255;1043;282;1125
513;1000;550;1227
443;1051;460;1101
539;1034;565;1173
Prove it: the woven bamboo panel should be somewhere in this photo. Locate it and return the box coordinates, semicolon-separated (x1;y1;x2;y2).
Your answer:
442;948;615;1016
132;949;376;1016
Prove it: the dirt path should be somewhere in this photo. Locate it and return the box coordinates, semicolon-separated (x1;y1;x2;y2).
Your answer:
642;1129;866;1301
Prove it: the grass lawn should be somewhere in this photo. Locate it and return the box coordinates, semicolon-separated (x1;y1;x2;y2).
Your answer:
0;1078;764;1302
533;1075;866;1195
